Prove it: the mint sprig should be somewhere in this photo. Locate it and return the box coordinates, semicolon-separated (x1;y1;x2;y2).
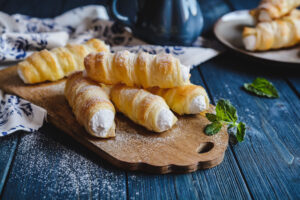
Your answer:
205;122;222;135
244;77;279;98
204;99;246;144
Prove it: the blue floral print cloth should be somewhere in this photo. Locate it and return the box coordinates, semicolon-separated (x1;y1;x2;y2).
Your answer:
0;5;221;136
0;90;47;136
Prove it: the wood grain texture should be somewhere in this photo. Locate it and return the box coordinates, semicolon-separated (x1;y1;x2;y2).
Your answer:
199;53;300;199
126;68;252;200
0;134;19;195
0;66;228;174
287;77;300;98
1;125;127;200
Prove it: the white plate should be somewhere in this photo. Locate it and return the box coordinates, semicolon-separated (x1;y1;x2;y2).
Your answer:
214;10;300;64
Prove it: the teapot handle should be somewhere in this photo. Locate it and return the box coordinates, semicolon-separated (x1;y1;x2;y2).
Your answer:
111;0;132;27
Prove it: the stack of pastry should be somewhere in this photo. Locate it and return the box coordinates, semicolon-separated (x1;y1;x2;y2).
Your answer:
83;50;209;137
243;0;300;51
16;39;210;138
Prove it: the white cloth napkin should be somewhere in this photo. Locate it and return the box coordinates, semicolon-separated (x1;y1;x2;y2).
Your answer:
0;90;47;136
0;5;222;136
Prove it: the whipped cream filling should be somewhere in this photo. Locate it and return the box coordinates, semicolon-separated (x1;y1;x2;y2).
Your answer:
243;35;256;51
157;108;174;132
180;64;190;82
89;109;114;137
17;67;27;83
189;95;207;114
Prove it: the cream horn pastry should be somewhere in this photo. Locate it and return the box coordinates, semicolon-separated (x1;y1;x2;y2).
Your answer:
84;50;190;88
148;84;210;115
18;38;109;84
110;84;177;132
243;10;300;51
65;72;116;138
250;0;300;22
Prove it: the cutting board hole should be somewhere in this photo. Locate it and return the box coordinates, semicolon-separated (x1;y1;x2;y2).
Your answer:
197;142;214;154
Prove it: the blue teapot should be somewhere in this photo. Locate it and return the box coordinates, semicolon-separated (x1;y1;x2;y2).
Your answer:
111;0;204;46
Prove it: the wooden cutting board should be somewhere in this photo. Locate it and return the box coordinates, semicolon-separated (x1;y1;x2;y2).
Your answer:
0;66;228;174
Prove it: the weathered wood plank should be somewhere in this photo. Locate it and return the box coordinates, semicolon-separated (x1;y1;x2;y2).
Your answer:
287;77;300;98
126;67;252;200
0;134;19;195
199;52;300;199
1;124;127;200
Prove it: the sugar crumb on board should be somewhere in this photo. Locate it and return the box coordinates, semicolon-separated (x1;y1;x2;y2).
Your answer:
7;131;126;199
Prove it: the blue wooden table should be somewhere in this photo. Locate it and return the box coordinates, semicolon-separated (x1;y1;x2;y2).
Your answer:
0;0;300;199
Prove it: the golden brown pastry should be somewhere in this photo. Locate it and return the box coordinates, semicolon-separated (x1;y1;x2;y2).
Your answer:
84;50;190;88
65;72;115;138
251;0;300;21
18;38;109;84
148;84;210;115
243;10;300;51
110;84;177;132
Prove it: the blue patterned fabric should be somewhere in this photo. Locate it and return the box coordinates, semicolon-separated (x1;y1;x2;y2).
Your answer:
0;5;144;62
0;91;47;136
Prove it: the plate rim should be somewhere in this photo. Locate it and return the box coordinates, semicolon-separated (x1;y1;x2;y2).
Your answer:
213;9;300;65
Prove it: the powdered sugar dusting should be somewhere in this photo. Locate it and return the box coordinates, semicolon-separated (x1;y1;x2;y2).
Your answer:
95;52;106;62
120;87;140;97
99;109;227;165
115;50;130;64
5;130;126;199
156;53;172;63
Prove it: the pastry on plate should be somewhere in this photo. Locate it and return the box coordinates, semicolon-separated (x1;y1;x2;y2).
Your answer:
110;84;177;132
18;38;109;84
148;84;210;115
84;50;190;88
65;72;116;138
243;9;300;51
251;0;300;22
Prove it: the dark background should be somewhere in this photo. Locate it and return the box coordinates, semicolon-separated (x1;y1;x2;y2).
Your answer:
0;0;109;17
0;0;232;36
0;0;135;22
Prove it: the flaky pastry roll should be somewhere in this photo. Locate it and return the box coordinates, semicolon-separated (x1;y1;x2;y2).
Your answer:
84;50;190;88
110;84;177;132
148;84;209;115
18;38;109;84
65;72;115;138
251;0;300;21
243;9;300;51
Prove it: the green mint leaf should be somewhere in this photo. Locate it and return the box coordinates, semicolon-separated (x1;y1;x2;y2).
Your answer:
204;99;246;144
216;99;238;123
206;113;217;122
236;122;246;142
227;122;246;145
204;122;222;136
244;77;279;98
